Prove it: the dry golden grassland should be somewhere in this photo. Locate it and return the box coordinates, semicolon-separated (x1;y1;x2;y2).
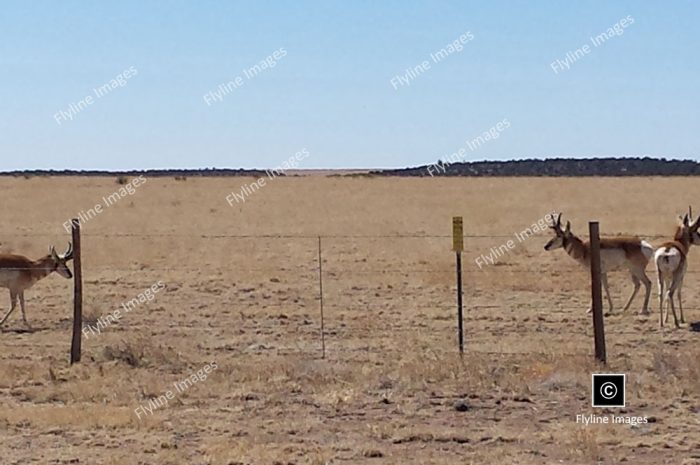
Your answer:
0;176;699;464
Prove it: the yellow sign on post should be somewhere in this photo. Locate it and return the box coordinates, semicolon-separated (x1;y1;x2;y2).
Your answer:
452;216;463;252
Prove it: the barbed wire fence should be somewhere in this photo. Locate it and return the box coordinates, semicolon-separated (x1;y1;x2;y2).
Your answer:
2;224;698;363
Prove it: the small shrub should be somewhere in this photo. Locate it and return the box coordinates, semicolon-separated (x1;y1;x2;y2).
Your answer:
103;340;146;367
102;338;188;372
82;307;101;328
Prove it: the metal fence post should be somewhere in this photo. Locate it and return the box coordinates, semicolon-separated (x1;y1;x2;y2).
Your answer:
318;236;325;359
453;217;464;354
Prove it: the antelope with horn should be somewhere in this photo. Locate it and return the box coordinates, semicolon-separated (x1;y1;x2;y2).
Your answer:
544;213;654;314
654;207;700;328
0;244;74;330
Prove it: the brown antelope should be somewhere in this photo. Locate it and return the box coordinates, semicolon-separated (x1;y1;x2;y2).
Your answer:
544;213;654;314
0;244;74;330
655;209;700;328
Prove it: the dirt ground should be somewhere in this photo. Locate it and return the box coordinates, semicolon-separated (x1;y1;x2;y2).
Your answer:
0;175;699;464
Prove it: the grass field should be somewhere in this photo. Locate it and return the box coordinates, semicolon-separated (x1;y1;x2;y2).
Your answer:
1;175;699;464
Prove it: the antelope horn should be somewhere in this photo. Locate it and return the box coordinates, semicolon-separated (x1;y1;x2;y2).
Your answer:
690;206;700;230
64;242;74;260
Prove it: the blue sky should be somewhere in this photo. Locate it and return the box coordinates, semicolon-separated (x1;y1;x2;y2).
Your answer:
1;1;698;170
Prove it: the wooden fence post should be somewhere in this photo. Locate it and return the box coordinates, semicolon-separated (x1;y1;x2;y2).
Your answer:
589;221;606;363
70;218;83;364
453;217;464;354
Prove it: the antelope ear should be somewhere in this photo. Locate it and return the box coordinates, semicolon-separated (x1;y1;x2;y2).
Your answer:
691;216;700;230
565;221;571;233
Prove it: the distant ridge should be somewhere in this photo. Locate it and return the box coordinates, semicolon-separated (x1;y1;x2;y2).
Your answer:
2;157;700;177
371;157;700;177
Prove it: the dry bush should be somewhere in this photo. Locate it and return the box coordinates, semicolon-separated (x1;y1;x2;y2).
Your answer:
81;301;102;328
102;337;187;372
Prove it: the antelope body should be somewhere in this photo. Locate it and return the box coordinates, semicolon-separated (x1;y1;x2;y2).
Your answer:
0;244;74;329
544;213;653;314
655;210;700;328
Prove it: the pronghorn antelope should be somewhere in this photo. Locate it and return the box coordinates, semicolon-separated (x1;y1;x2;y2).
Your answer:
544;213;654;314
654;209;700;328
0;244;74;329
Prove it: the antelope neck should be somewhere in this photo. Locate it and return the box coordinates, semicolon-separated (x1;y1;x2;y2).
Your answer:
31;256;56;279
672;226;690;255
564;234;587;262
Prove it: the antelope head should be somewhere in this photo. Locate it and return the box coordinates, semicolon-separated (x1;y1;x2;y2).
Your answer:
544;212;572;251
687;206;700;245
49;243;74;279
673;208;697;244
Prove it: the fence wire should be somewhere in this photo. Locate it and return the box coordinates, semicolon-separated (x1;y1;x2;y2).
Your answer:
1;230;697;360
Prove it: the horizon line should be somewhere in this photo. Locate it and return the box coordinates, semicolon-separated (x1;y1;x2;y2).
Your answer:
1;155;699;175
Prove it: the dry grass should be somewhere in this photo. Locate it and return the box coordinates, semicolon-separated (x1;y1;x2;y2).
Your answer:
1;176;700;464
